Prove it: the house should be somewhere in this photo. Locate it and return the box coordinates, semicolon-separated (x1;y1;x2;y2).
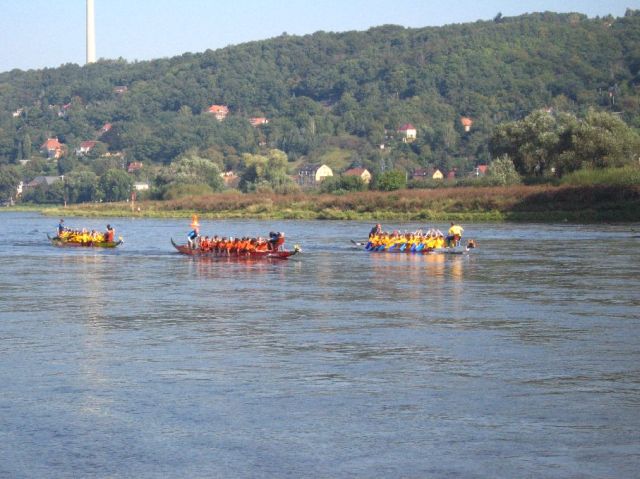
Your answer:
249;117;268;127
474;165;489;176
343;167;372;184
40;138;64;159
446;170;457;180
133;182;149;191
398;123;417;142
460;116;473;132
220;171;240;188
206;105;229;121
12;108;23;118
99;123;112;136
412;168;444;180
127;161;143;173
297;164;333;187
24;175;64;189
113;86;128;94
76;140;97;156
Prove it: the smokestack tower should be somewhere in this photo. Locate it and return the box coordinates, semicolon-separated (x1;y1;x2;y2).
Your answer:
86;0;96;63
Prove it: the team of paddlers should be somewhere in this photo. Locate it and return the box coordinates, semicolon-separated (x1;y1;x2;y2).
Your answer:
365;222;467;251
55;219;116;244
185;215;286;254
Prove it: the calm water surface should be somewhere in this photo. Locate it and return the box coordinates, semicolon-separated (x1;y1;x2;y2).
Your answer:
1;212;639;478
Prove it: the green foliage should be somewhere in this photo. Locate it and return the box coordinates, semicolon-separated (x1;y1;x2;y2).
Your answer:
374;170;407;191
319;175;367;193
487;155;522;185
99;168;133;202
0;165;20;200
490;110;640;176
64;170;99;203
560;166;640;186
239;149;297;193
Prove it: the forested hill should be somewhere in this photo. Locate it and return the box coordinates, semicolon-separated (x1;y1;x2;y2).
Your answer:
1;10;639;175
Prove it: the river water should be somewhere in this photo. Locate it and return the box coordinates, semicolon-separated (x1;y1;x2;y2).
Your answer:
1;212;639;478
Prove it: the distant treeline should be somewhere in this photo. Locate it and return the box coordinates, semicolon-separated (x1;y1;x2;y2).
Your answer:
1;9;640;200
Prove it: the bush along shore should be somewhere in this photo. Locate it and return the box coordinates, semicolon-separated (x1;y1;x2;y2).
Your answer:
14;184;640;222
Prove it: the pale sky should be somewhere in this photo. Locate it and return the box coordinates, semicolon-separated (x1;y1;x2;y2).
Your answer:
0;0;637;73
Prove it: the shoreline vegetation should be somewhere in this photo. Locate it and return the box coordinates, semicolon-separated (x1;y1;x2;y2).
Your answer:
7;184;640;222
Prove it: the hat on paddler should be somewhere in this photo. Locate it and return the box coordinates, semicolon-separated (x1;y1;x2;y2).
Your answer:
190;214;200;228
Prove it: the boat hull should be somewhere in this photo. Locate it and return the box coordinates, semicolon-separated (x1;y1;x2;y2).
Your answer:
171;239;298;259
352;240;473;255
48;234;122;248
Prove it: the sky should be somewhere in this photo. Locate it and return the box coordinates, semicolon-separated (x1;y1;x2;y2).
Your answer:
0;0;638;73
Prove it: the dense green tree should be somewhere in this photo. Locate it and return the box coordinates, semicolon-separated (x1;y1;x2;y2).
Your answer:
64;170;99;203
374;170;407;191
99;168;133;202
0;165;20;200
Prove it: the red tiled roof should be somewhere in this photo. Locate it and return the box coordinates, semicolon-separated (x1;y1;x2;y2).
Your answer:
398;123;416;131
41;138;62;149
80;140;97;149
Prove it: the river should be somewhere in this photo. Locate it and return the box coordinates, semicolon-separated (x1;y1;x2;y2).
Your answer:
1;212;639;478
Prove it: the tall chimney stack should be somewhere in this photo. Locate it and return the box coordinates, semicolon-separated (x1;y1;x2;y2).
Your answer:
86;0;96;64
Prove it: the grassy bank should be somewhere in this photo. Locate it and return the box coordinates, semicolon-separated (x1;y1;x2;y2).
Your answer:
8;184;640;222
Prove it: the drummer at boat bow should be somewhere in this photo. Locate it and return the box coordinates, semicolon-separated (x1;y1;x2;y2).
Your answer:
446;222;464;246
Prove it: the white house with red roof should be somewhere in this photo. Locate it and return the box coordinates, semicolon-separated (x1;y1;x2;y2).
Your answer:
206;105;229;121
40;138;64;159
99;123;112;136
249;117;268;127
76;140;97;156
398;123;417;142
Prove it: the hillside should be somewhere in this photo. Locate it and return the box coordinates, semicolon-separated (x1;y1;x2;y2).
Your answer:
1;10;639;183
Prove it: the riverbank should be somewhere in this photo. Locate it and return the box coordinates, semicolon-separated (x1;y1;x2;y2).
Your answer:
7;184;640;222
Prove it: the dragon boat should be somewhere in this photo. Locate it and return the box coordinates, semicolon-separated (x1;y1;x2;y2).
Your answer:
171;239;300;259
352;239;476;255
47;233;123;248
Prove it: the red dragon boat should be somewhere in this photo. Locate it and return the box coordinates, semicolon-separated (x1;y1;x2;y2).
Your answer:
171;239;299;259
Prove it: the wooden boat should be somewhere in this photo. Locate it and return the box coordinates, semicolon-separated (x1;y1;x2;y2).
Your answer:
47;233;123;248
171;239;299;259
352;239;476;255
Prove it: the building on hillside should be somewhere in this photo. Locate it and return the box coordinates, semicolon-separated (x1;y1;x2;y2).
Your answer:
12;108;24;118
398;123;417;143
133;182;150;191
447;169;457;180
343;167;372;184
412;168;444;180
220;171;240;188
249;117;269;127
206;105;229;121
474;164;488;176
40;138;65;159
460;116;473;132
127;161;143;173
24;176;64;190
76;140;97;156
297;164;333;187
99;122;112;136
113;86;128;94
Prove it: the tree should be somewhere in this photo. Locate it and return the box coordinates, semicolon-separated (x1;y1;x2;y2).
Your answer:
99;169;133;202
374;170;407;191
64;170;99;203
0;165;20;200
487;155;522;185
